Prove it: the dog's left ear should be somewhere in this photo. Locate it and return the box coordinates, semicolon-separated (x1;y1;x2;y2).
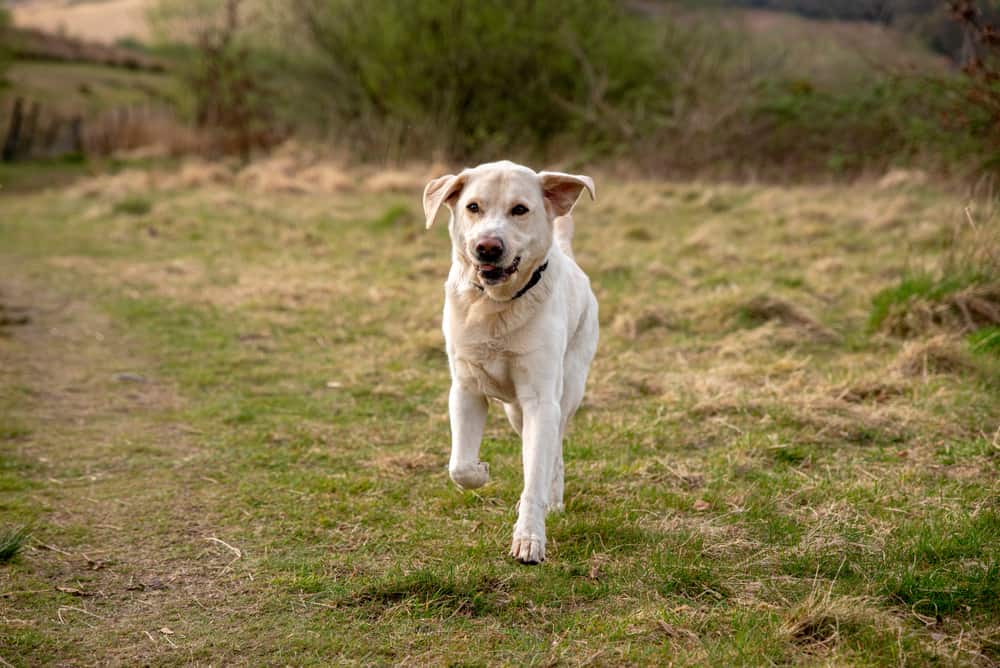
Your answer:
423;172;468;229
539;171;596;218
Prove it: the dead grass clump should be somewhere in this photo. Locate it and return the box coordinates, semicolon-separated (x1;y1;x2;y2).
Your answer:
369;451;441;478
878;283;1000;338
611;307;676;340
361;168;430;193
877;168;928;191
736;294;840;343
69;169;153;198
165;160;234;189
780;589;890;654
892;336;978;378
836;380;906;404
781;590;874;652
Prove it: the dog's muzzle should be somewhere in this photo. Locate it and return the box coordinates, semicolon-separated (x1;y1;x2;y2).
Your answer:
478;255;520;284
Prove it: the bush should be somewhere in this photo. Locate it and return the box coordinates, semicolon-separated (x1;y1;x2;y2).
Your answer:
294;0;727;159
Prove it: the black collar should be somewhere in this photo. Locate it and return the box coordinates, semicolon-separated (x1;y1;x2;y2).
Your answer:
474;260;549;301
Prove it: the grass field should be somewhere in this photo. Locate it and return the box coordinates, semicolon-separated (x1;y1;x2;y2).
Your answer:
2;61;180;115
0;162;998;665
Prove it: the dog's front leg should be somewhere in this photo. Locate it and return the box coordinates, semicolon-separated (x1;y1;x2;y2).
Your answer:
448;382;490;489
510;394;560;564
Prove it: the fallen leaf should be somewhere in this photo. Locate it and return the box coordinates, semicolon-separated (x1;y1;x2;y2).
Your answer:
159;627;174;635
693;499;711;512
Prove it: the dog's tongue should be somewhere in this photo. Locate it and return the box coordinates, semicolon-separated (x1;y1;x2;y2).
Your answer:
480;264;497;272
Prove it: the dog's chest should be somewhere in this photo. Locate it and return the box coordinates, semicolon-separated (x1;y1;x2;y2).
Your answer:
451;339;519;403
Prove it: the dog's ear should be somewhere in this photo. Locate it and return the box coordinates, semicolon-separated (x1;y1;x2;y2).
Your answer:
539;171;596;218
423;172;468;229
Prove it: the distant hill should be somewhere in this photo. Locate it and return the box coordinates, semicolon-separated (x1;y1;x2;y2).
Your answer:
7;0;152;45
732;8;951;80
699;0;1000;59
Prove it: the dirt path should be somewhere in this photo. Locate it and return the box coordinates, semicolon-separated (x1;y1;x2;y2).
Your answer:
0;272;261;665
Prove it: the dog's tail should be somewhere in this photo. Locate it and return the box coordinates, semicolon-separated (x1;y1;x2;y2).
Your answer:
554;215;576;260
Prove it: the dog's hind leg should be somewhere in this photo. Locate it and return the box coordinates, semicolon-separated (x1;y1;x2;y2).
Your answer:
503;402;523;436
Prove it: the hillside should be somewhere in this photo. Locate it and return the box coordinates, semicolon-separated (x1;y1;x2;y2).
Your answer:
8;0;153;44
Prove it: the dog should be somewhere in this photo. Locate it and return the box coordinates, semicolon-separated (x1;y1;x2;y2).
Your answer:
423;160;598;564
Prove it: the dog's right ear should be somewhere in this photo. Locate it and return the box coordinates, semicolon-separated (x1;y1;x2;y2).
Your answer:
423;172;467;229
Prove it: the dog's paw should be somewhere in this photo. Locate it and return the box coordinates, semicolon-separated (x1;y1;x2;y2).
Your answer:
449;461;490;489
510;534;545;565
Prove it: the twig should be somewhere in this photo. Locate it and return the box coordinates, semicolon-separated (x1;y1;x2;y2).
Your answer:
964;206;979;231
205;537;241;559
36;542;74;557
58;605;105;620
0;655;13;668
307;600;338;610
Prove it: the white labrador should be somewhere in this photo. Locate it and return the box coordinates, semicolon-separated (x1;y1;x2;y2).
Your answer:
423;161;598;564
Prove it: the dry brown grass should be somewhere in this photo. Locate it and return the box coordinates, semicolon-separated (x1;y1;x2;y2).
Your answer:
892;335;981;378
2;161;997;665
881;283;1000;337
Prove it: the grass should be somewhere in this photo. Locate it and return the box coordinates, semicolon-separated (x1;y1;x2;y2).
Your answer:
0;160;998;665
0;526;30;563
1;61;180;115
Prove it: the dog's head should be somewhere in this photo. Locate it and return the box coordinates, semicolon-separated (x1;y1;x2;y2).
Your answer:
423;161;594;289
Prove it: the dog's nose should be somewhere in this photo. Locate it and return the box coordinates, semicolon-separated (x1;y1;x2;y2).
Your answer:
475;237;505;262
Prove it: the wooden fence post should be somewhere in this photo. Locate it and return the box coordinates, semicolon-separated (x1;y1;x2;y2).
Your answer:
2;97;24;162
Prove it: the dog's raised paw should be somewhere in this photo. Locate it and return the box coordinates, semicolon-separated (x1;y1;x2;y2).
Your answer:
510;535;545;565
449;461;490;489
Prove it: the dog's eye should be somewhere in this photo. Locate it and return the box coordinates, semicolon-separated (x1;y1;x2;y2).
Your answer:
466;202;480;213
511;204;529;216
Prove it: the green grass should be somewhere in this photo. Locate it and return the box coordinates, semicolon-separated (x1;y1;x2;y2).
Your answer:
0;525;30;563
1;61;182;115
969;326;1000;357
0;164;997;664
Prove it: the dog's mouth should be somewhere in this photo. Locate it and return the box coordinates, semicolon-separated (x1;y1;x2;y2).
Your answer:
478;256;520;284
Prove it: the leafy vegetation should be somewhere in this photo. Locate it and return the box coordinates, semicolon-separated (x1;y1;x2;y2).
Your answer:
169;0;990;177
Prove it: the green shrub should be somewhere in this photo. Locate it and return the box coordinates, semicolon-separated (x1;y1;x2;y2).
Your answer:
294;0;725;159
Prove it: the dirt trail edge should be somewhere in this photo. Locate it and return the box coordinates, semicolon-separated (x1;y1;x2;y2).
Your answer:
1;271;263;666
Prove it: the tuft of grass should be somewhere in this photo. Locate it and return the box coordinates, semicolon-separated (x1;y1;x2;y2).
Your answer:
0;525;31;563
969;325;1000;357
735;294;838;342
346;568;504;617
869;272;999;336
111;195;153;216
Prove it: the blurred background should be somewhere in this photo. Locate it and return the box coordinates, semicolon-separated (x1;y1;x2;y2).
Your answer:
1;0;999;180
